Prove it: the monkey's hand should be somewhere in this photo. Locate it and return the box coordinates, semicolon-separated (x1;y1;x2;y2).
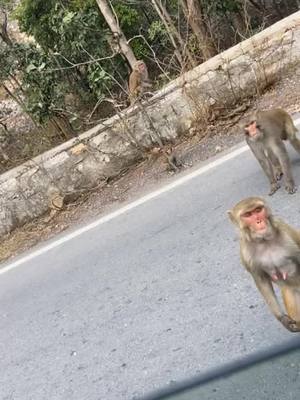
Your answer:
268;182;280;196
278;314;300;332
275;170;283;181
285;183;297;195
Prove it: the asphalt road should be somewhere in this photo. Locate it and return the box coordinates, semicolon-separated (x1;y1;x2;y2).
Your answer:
1;117;300;400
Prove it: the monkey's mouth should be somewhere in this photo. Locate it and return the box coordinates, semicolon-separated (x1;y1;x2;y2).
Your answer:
254;220;267;231
247;131;258;139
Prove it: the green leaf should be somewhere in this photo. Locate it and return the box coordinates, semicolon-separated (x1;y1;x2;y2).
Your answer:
38;62;46;71
26;64;37;72
62;11;76;24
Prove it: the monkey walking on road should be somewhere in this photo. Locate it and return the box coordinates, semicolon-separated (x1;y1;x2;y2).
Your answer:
243;108;300;195
228;197;300;332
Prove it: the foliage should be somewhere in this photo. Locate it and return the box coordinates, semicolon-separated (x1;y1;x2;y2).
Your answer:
210;0;241;14
148;20;168;44
0;42;66;122
14;0;58;49
113;3;140;28
13;0;123;122
0;0;14;10
0;0;297;145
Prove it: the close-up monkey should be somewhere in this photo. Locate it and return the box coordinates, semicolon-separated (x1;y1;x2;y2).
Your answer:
128;60;152;105
228;197;300;332
243;108;300;195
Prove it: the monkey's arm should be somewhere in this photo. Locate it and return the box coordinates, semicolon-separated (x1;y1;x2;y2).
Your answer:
252;274;282;318
252;273;299;332
270;141;296;194
274;219;300;248
142;80;152;89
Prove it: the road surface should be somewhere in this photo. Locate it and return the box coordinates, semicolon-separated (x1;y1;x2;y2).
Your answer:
1;117;300;400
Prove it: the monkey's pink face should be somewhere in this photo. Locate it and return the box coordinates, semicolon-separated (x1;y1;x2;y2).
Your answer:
245;121;259;138
138;63;145;72
241;206;268;232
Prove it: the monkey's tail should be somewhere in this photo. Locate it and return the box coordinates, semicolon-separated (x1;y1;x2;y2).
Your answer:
285;115;298;134
287;117;300;152
281;286;300;328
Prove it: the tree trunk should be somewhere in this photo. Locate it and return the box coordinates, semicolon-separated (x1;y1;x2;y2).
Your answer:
2;84;40;128
156;0;197;67
0;10;12;46
150;0;183;66
180;0;217;60
95;0;137;69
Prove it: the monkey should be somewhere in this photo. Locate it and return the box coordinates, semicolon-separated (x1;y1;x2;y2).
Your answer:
243;108;300;195
128;60;152;105
228;196;300;332
164;147;182;172
149;146;182;172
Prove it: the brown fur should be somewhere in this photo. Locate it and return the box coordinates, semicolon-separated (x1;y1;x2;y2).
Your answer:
244;108;299;195
128;60;152;104
228;197;300;332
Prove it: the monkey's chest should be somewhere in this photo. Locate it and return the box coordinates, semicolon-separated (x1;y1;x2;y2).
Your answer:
257;246;289;267
254;244;298;278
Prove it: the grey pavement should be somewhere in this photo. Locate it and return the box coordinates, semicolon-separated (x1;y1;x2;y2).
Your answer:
1;119;300;400
146;344;300;400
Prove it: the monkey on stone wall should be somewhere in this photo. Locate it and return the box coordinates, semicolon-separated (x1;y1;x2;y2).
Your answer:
128;60;152;105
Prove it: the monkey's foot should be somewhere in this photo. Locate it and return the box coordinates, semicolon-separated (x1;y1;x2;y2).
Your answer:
268;183;280;196
285;184;297;194
275;172;283;181
279;315;300;332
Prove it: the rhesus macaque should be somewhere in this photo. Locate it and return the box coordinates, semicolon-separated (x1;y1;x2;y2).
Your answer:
150;146;182;172
128;60;152;105
164;147;182;171
228;197;300;332
243;108;300;195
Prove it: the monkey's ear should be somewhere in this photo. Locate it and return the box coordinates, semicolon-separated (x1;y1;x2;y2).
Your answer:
238;122;247;132
227;210;236;225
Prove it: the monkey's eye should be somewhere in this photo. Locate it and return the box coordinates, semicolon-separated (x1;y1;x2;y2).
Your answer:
256;124;261;129
254;206;263;213
242;212;252;218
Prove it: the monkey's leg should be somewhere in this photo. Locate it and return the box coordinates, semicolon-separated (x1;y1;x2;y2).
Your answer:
273;142;296;194
267;149;283;181
282;286;300;328
130;91;139;106
247;141;280;195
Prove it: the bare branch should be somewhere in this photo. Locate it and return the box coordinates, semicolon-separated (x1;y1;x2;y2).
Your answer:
44;52;117;72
